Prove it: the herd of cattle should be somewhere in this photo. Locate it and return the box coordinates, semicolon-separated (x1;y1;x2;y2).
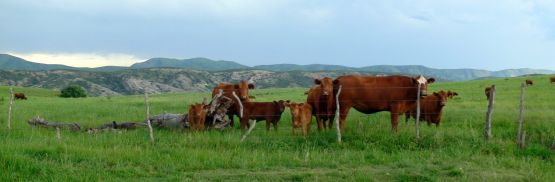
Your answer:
15;76;555;138
189;75;460;137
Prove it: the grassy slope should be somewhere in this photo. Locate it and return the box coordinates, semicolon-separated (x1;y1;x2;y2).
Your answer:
1;76;555;181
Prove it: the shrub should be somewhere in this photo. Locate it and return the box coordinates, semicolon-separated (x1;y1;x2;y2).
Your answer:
60;85;87;98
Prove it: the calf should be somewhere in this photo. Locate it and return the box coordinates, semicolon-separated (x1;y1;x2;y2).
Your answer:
405;91;449;127
550;77;555;84
285;102;313;138
485;87;492;100
240;100;287;131
14;92;27;100
188;100;209;130
526;79;533;86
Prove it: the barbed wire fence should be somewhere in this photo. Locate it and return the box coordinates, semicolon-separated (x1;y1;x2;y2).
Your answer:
3;84;555;150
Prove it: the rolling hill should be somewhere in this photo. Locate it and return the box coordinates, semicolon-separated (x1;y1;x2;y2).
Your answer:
130;57;249;70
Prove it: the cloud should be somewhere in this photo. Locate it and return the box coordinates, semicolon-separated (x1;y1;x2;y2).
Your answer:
8;52;142;68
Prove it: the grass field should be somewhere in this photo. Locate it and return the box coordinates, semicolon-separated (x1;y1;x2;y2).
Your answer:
1;75;555;181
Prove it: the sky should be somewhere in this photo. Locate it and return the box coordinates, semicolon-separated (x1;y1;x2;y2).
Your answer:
1;0;555;70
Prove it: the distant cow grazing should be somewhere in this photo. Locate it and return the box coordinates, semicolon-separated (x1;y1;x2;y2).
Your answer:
485;87;492;100
286;102;313;137
405;91;450;127
526;79;534;86
211;80;255;127
550;77;555;84
188;99;209;130
240;100;287;131
306;77;335;130
14;92;27;100
333;75;435;133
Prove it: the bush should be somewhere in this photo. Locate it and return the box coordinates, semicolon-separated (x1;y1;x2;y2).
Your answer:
60;85;87;98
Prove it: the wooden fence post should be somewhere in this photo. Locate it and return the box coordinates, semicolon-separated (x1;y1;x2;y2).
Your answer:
241;120;257;142
232;91;243;118
144;90;155;145
517;83;525;144
56;127;61;140
551;130;555;150
484;85;495;141
7;87;14;129
415;84;421;140
519;130;526;149
335;85;343;143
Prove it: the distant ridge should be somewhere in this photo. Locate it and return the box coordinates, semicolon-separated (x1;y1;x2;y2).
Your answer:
130;57;249;71
0;53;553;81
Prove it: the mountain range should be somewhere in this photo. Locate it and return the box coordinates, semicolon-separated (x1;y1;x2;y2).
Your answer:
0;53;553;96
2;54;553;81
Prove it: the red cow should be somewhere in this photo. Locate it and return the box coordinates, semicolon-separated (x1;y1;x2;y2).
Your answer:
306;77;335;130
550;77;555;84
526;79;533;86
405;91;449;127
14;92;27;100
240;100;287;131
333;75;435;133
211;80;255;127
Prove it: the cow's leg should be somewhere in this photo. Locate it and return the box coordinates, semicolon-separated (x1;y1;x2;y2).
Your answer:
228;114;235;128
338;103;352;131
316;115;323;131
390;105;401;134
240;117;249;130
272;120;278;131
265;120;270;131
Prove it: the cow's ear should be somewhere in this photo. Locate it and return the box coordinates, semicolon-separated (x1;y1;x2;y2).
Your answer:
314;79;322;85
248;83;255;89
427;78;435;84
333;79;340;85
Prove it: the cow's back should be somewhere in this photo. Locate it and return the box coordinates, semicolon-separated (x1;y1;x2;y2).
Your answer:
335;75;416;113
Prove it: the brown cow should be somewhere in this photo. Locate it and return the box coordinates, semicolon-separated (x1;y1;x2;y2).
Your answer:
240;100;287;131
14;92;27;100
550;77;555;84
285;102;313;138
485;87;492;100
306;77;335;130
188;99;209;130
526;79;533;86
333;75;435;133
405;91;449;127
211;80;255;127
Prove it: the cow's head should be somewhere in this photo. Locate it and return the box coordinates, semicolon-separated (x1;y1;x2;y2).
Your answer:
433;92;448;107
414;75;435;96
274;100;287;114
187;98;209;130
314;77;334;96
285;101;303;128
235;80;255;101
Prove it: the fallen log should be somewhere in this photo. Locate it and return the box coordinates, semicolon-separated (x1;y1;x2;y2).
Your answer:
27;116;81;131
146;113;189;129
